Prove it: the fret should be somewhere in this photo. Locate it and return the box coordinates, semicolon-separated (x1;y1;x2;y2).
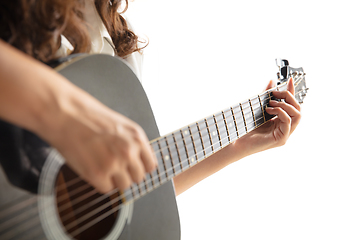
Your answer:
151;141;167;184
130;184;140;200
134;172;147;195
232;103;246;137
138;181;147;196
174;131;190;171
239;103;248;133
199;119;213;157
190;123;205;162
196;122;206;161
222;108;236;142
213;114;222;148
230;106;240;139
260;91;273;122
158;137;174;178
144;172;154;192
166;135;182;175
248;98;257;127
204;118;214;153
184;126;197;166
181;128;196;167
206;116;221;152
213;115;222;150
241;101;255;132
250;96;265;127
257;95;266;126
215;112;229;147
188;126;198;164
149;171;159;189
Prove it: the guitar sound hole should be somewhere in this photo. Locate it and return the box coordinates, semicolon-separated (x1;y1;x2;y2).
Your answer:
55;165;122;240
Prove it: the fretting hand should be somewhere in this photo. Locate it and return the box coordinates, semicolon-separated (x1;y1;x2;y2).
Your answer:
235;77;301;156
173;77;302;195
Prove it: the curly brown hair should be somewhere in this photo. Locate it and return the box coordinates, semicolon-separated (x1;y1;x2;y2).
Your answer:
0;0;144;62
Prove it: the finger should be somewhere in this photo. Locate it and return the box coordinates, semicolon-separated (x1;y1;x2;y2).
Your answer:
127;154;146;183
287;77;295;95
112;171;132;191
269;100;300;118
140;142;157;172
272;90;301;111
265;80;275;91
84;168;114;194
265;107;291;140
115;125;156;180
126;124;158;172
112;135;146;183
66;148;115;194
269;100;301;133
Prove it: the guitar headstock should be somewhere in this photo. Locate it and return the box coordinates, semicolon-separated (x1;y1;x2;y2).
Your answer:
276;58;308;104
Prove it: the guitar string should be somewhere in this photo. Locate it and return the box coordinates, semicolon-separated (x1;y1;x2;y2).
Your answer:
0;82;306;236
1;85;281;216
65;85;307;235
26;85;287;206
0;84;305;232
0;83;279;213
62;89;307;237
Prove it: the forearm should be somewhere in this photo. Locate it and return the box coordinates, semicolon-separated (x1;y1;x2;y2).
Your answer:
0;41;58;130
173;138;251;195
0;40;89;140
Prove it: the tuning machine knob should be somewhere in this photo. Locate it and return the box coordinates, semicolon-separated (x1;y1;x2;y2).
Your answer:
275;58;289;83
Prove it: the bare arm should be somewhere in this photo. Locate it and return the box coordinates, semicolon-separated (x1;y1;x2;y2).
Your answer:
0;40;157;193
173;78;301;195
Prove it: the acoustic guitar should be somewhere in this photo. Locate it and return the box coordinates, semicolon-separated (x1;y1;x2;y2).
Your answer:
0;55;307;240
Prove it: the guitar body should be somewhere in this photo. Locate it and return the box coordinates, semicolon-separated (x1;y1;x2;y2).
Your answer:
0;54;180;240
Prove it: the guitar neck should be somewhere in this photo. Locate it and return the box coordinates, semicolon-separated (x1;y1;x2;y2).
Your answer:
123;83;289;202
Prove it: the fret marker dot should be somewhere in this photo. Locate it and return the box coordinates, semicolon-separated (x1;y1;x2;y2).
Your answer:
229;123;233;127
212;131;216;136
191;158;195;163
184;130;189;135
165;155;170;161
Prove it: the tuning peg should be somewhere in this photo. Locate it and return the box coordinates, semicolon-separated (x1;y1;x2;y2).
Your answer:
275;58;289;68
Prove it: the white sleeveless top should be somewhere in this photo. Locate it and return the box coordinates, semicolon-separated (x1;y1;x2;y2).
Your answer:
56;0;143;82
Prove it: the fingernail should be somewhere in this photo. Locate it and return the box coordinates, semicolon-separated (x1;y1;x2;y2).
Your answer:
269;100;278;105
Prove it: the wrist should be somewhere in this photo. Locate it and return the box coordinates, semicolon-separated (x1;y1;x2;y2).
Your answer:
228;134;262;162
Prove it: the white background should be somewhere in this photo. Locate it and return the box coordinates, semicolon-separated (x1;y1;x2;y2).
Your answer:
127;0;360;239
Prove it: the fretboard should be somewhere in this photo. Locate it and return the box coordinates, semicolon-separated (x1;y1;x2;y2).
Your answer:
123;84;288;202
